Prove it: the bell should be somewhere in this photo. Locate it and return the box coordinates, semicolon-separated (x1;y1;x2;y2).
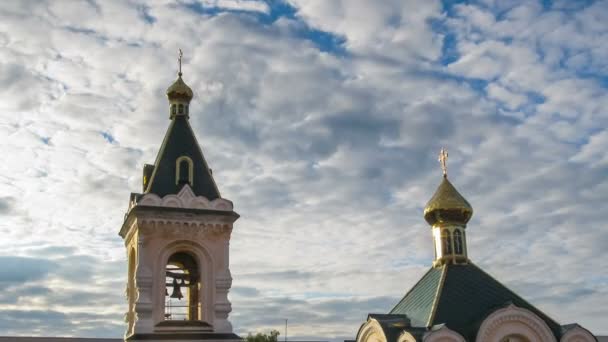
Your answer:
170;278;183;300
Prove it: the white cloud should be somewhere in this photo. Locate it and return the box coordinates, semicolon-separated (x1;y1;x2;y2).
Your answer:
570;130;608;167
207;0;270;14
486;83;528;110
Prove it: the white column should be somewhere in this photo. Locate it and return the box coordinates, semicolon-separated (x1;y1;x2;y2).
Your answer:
214;237;233;332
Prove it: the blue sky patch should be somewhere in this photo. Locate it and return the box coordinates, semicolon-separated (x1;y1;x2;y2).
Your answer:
183;0;346;55
101;132;115;144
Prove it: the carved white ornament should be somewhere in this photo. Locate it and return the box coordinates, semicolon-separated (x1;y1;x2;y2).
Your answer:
136;185;233;211
476;304;557;342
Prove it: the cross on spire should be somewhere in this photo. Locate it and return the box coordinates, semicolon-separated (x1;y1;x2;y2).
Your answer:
438;148;448;178
178;48;183;76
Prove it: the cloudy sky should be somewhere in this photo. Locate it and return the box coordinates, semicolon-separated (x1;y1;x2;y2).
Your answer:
1;0;607;339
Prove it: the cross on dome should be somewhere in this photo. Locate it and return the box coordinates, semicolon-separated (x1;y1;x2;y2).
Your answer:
178;48;183;76
438;148;448;178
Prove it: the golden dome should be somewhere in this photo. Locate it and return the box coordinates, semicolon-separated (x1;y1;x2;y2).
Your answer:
423;176;473;226
166;75;193;103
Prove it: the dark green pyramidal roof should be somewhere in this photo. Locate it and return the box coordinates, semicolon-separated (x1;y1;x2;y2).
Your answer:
389;263;562;341
145;115;220;199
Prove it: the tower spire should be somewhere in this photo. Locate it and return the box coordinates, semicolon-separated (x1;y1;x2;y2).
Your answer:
144;53;219;199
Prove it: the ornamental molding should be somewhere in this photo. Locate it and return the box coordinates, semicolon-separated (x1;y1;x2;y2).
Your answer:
476;304;557;342
138;220;232;241
560;325;596;342
356;318;387;342
423;325;465;342
215;276;233;289
135;184;233;211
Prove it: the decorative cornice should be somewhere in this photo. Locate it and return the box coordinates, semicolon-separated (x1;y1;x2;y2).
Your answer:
138;219;233;241
119;186;239;239
134;185;233;211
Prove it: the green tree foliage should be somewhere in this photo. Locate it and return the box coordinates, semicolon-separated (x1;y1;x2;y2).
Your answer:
246;330;280;342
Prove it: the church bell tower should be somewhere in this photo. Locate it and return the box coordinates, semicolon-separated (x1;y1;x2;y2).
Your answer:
118;51;240;341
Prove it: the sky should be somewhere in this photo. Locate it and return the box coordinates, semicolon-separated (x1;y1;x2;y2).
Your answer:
0;0;607;339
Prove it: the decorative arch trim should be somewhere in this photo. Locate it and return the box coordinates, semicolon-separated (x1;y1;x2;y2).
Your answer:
176;156;194;186
560;325;596;342
423;325;465;342
155;240;215;324
397;331;417;342
356;318;388;342
476;304;557;342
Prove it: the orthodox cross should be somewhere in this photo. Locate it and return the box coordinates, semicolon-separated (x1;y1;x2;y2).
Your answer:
438;148;448;178
178;48;183;76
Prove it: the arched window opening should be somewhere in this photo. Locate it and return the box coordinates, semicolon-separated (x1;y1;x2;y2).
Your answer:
178;160;190;184
171;104;176;115
175;156;194;186
164;252;200;321
441;229;452;255
454;229;463;254
178;104;184;114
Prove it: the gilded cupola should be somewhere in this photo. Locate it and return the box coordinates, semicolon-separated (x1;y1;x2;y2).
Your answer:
423;176;473;226
423;149;473;226
166;75;193;103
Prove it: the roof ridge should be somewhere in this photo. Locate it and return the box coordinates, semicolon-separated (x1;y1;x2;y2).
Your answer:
426;264;448;327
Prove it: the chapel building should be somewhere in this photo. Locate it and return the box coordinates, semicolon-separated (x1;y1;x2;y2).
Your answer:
355;151;597;342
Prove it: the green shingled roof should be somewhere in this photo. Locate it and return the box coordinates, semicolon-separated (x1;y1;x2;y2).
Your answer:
390;266;444;327
145;116;220;199
390;263;562;341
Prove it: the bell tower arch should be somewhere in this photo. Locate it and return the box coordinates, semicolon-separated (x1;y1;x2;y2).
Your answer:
118;52;240;342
